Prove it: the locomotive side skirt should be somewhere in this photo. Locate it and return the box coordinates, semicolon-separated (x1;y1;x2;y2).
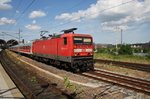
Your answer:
33;52;94;72
33;52;93;63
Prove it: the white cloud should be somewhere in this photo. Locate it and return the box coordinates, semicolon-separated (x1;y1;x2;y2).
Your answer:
29;10;46;19
0;17;16;25
55;0;126;21
0;0;12;10
55;11;85;22
102;24;129;32
25;24;41;30
55;0;150;31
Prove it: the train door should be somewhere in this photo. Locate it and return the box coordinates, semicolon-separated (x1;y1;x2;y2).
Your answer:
57;36;72;63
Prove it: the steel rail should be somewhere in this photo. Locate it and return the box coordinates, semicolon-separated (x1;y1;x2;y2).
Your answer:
95;59;150;72
95;69;150;86
80;70;150;95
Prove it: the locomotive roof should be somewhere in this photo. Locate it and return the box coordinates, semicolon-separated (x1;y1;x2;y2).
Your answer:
61;33;92;37
35;33;92;41
53;33;92;38
61;28;77;33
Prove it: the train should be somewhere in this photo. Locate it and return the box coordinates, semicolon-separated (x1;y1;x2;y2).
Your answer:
9;28;94;72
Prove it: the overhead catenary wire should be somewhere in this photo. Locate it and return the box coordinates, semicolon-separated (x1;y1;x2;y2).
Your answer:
6;1;23;31
42;0;87;30
18;0;36;19
8;0;36;31
2;0;36;41
6;0;84;39
3;0;136;40
1;32;19;39
62;0;85;12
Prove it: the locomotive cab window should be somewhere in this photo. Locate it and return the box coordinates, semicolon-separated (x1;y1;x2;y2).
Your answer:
74;37;92;45
83;38;92;45
74;37;83;44
64;37;67;45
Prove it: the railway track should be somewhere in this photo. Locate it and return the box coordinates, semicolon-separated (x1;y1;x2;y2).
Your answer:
0;51;33;99
95;59;150;72
0;51;74;99
1;50;150;97
80;69;150;95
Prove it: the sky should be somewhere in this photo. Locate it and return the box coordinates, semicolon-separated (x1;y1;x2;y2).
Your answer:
0;0;150;44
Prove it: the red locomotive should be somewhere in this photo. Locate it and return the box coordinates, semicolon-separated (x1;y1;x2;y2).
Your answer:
10;28;94;72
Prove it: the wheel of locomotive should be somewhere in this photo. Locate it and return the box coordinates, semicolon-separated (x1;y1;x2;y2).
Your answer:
49;60;53;65
62;63;69;70
89;65;94;71
89;62;94;71
86;61;94;71
58;62;63;69
72;64;80;73
80;64;87;72
55;61;60;68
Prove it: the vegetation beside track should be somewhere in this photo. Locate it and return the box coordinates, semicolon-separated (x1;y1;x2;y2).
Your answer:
94;45;150;64
94;53;150;64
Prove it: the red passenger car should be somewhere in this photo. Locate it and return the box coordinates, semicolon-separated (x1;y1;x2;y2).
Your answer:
10;43;32;54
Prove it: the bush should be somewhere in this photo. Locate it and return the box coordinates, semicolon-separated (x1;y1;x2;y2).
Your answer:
146;53;150;59
97;48;109;53
143;48;150;53
133;48;141;53
118;45;133;55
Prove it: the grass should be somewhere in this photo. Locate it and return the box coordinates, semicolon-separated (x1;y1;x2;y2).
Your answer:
94;53;150;64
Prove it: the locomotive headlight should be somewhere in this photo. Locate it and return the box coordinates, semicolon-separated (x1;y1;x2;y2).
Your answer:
85;49;93;52
74;49;82;52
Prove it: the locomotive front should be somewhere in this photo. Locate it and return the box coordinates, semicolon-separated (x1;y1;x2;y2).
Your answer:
71;34;94;72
